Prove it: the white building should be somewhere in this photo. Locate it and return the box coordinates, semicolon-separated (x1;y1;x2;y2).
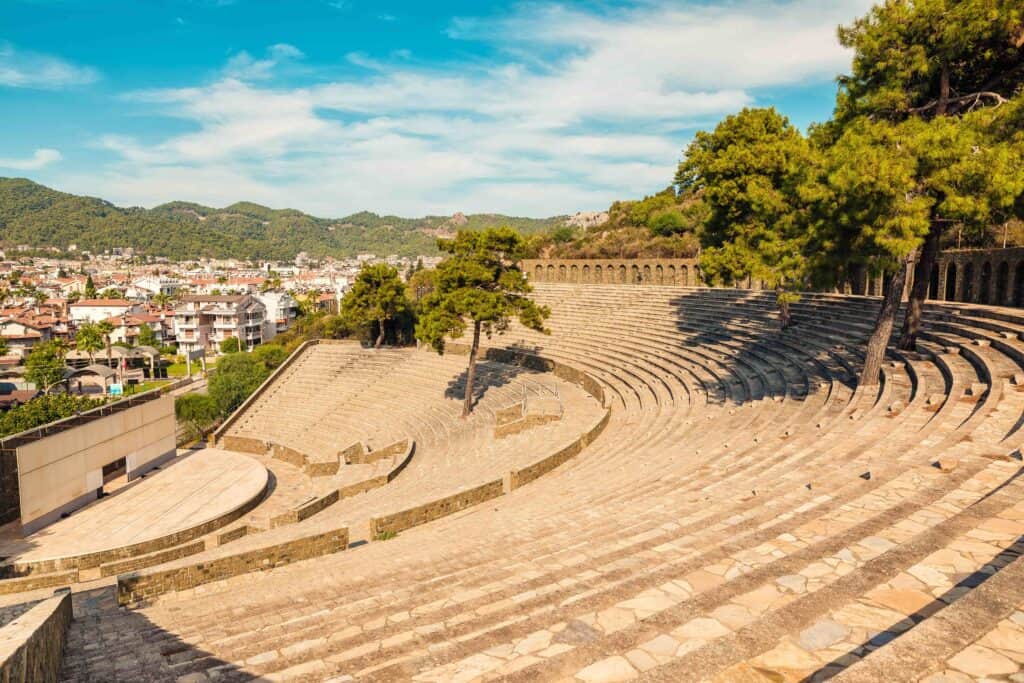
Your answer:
174;294;266;355
69;299;142;324
255;291;298;341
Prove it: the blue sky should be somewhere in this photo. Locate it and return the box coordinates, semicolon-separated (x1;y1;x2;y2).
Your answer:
0;0;874;217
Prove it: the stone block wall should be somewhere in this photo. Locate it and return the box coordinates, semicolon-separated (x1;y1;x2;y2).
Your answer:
116;527;350;607
369;479;505;538
0;590;73;683
523;248;1024;308
218;435;267;455
522;258;703;286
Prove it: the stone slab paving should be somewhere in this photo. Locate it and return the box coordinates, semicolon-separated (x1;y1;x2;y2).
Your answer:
0;450;267;567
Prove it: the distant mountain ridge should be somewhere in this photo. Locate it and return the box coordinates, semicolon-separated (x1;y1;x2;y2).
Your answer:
0;178;565;260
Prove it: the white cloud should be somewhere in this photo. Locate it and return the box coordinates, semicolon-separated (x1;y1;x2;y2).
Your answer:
222;43;304;80
88;0;873;216
0;43;98;89
0;148;62;171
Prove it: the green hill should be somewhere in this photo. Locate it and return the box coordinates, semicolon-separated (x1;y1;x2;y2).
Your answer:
0;178;565;260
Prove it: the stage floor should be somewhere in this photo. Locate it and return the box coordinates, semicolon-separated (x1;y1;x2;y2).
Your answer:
0;448;267;568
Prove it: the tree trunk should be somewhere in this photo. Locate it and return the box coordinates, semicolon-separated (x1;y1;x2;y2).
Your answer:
775;286;793;331
898;222;941;351
375;318;385;348
462;320;481;418
936;64;950;116
860;258;911;387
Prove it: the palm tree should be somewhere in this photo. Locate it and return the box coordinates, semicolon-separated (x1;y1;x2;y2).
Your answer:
97;320;115;368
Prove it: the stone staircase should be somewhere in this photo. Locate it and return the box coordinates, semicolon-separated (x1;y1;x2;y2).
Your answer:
40;285;1024;681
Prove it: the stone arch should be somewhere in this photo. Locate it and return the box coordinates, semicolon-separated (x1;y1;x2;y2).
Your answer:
534;264;543;281
582;265;590;283
642;265;651;283
667;265;676;285
945;262;957;301
618;265;627;283
558;264;567;282
594;264;602;283
928;263;939;300
1015;263;1024;307
980;261;993;304
996;262;1009;305
655;265;664;284
962;262;975;302
546;265;555;281
680;265;689;286
631;264;640;284
570;264;579;283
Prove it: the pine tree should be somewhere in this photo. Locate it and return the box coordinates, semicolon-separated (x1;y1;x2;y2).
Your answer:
340;263;410;348
416;228;550;417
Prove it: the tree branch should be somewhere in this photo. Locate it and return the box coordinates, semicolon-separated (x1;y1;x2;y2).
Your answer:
907;91;1009;116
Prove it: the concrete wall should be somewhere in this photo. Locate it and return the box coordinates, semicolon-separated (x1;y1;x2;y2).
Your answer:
15;395;176;534
0;452;17;526
0;590;73;683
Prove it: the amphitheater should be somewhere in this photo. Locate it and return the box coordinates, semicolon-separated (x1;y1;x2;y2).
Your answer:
3;259;1024;683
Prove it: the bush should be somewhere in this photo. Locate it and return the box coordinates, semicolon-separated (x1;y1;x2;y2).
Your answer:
0;394;107;438
174;393;220;441
252;343;288;371
219;337;242;354
207;353;270;416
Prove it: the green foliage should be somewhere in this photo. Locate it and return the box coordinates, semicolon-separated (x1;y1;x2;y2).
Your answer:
0;178;564;259
835;0;1023;123
24;340;68;393
219;337;242;354
0;394;106;439
137;324;158;348
75;322;105;361
251;343;287;370
84;274;96;299
0;338;7;357
677;108;819;290
406;268;437;305
207;353;270;416
174;393;220;441
416;228;550;354
340;263;410;347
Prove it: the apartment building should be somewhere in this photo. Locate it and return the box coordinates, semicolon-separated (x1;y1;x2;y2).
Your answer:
254;291;298;341
174;294;266;355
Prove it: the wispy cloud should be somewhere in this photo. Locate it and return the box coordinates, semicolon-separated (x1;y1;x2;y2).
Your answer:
0;43;98;89
222;43;304;80
85;0;872;216
0;148;62;170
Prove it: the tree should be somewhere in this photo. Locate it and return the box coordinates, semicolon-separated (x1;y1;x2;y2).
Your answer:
97;320;115;367
0;338;8;357
75;322;105;363
811;117;935;385
174;393;221;441
252;343;287;370
406;267;437;305
207;353;270;416
834;0;1024;349
341;264;410;348
416;228;550;417
676;108;819;329
84;274;96;299
219;336;242;354
25;341;68;393
138;323;159;348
